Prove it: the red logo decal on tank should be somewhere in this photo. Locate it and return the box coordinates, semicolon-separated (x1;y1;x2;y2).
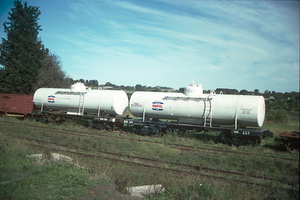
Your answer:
152;102;164;111
48;95;55;103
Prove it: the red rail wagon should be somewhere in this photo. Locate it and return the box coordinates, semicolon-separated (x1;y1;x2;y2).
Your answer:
278;131;300;151
0;94;34;116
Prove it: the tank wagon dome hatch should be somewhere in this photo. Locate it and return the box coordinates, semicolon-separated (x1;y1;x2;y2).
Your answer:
70;82;88;92
184;83;203;97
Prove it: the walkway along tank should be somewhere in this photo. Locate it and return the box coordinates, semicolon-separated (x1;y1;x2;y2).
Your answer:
127;83;272;145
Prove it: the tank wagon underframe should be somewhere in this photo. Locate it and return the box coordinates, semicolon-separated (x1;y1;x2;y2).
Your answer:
30;109;124;132
123;119;272;145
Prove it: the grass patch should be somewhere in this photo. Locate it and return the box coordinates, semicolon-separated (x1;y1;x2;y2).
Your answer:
0;135;110;200
0;116;299;199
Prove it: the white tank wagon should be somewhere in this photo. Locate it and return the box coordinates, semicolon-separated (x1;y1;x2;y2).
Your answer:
33;83;128;116
126;83;272;145
130;84;265;128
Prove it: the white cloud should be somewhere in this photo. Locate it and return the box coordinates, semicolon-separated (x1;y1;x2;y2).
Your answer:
32;0;299;91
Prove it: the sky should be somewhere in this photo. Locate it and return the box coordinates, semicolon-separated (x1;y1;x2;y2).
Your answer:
0;0;299;92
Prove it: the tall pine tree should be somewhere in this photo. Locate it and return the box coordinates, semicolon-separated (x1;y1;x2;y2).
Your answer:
0;0;44;94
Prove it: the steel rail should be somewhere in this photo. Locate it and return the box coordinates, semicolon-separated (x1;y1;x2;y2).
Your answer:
5;134;298;193
1;120;297;162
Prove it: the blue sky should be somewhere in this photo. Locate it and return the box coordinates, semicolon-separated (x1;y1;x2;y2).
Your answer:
0;0;299;92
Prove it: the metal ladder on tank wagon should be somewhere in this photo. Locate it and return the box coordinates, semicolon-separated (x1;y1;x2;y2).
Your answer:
203;97;212;127
78;92;85;115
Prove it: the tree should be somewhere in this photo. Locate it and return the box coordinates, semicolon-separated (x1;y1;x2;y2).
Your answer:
266;109;289;123
33;52;73;90
135;84;146;91
215;88;238;94
239;89;249;95
87;80;98;87
0;0;44;94
263;90;271;98
254;89;260;95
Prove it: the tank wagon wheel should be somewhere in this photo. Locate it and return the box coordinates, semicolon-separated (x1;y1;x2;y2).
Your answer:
139;126;148;136
52;115;64;124
218;131;233;145
141;127;148;136
131;125;162;137
232;138;243;146
245;139;253;145
177;128;188;136
160;127;175;136
257;137;262;145
247;137;260;146
39;115;52;124
132;126;143;135
132;127;139;134
92;121;113;131
105;124;113;132
158;127;172;136
151;127;162;137
92;123;104;130
242;136;261;146
165;128;173;134
218;133;226;143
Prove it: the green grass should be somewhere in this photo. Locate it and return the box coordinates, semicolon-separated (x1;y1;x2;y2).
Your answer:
0;136;111;200
0;116;299;199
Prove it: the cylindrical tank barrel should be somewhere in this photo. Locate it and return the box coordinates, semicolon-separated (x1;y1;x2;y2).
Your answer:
129;91;265;127
33;87;128;116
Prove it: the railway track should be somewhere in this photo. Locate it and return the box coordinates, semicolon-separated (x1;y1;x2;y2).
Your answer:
1;119;299;193
4;134;298;193
0;120;298;162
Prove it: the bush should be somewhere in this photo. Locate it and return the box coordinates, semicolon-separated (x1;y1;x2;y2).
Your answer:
266;109;289;124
